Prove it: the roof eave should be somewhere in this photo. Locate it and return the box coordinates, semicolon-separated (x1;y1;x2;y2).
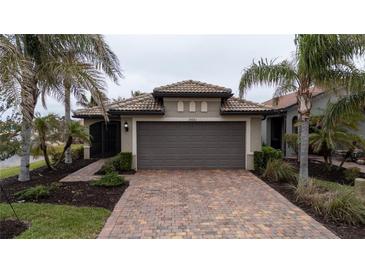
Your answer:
220;109;284;115
108;110;165;115
153;91;233;99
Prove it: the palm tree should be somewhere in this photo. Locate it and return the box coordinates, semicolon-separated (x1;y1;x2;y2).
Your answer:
239;35;365;185
131;90;145;97
324;90;365;129
0;35;119;181
32;114;61;170
48;35;122;164
309;114;365;167
77;92;109;108
54;121;90;167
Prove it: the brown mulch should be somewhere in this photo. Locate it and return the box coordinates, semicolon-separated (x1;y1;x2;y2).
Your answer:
0;219;28;239
0;159;129;210
286;158;365;185
253;171;365;239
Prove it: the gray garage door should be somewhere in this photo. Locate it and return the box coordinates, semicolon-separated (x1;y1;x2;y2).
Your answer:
137;122;245;169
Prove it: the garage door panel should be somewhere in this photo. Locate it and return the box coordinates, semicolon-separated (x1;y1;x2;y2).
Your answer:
137;122;245;169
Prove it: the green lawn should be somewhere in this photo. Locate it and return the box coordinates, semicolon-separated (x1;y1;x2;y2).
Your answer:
0;203;111;239
0;160;46;180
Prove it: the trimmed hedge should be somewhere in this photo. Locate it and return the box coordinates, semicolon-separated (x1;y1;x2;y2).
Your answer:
99;152;133;174
119;152;132;171
254;145;283;173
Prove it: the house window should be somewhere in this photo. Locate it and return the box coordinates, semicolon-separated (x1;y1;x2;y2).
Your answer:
200;101;208;112
189;101;196;112
292;116;298;134
177;101;184;112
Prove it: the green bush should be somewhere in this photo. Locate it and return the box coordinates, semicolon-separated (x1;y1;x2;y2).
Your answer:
91;171;126;187
254;151;264;172
119;152;132;171
263;159;297;183
49;144;84;163
344;167;361;184
98;152;133;174
15;185;51;201
99;159;116;174
296;179;365;225
254;146;283;173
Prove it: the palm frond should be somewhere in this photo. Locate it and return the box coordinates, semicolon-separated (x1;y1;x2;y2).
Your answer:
239;58;298;98
323;91;365;129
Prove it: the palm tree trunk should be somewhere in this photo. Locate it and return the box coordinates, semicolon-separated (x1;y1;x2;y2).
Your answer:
19;116;32;181
41;143;55;170
64;82;72;164
297;89;312;185
299;117;309;183
55;136;73;167
18;75;37;182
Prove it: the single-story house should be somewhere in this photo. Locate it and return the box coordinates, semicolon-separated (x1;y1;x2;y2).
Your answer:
261;87;365;156
74;80;272;170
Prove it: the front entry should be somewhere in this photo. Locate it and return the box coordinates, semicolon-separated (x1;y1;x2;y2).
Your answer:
89;121;121;158
270;116;284;150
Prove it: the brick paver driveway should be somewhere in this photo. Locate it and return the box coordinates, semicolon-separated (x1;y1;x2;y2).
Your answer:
98;170;337;239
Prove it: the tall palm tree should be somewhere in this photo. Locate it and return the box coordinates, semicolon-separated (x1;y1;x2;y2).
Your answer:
239;35;365;185
0;35;118;181
47;35;122;164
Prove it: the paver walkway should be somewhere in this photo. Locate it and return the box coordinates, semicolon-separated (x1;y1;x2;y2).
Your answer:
60;159;106;182
98;169;337;239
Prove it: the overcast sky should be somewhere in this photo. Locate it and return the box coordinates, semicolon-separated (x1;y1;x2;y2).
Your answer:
36;35;296;116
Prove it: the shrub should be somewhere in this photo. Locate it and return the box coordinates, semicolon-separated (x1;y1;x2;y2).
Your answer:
254;146;283;173
263;159;297;183
254;151;264;172
344;167;361;184
15;185;51;201
296;179;365;225
262;145;283;162
91;171;126;187
119;152;132;171
49;144;84;163
97;156;118;174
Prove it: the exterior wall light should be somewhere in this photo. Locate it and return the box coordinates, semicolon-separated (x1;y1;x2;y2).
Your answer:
124;122;129;132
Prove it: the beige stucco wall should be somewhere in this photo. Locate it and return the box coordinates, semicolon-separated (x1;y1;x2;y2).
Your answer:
247;117;262;170
164;98;222;118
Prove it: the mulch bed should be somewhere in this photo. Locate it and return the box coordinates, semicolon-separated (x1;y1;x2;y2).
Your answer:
1;181;129;211
286;158;365;185
0;159;129;210
0;219;28;239
1;159;96;186
253;171;365;239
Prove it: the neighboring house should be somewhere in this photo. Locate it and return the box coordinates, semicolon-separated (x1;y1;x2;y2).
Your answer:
262;88;365;156
74;80;272;170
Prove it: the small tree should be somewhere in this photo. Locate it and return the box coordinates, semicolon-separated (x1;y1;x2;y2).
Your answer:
131;90;145;97
32;114;62;170
309;114;365;167
54;121;90;166
0;114;21;161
